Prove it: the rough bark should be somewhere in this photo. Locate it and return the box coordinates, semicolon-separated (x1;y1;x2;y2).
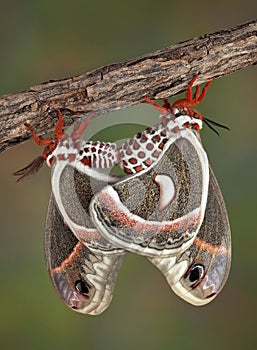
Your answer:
0;20;256;153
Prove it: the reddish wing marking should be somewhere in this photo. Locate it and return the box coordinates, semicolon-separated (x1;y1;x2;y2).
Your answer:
95;191;201;234
194;236;229;255
51;241;85;274
71;228;103;242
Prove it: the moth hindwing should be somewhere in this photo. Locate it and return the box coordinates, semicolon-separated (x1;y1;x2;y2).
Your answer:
149;166;231;305
45;194;125;315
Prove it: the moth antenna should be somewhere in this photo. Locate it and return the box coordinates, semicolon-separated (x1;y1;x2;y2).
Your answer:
13;156;45;182
204;117;230;131
202;119;220;136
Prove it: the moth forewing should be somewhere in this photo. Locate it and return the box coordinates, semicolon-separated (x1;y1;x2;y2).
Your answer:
90;129;209;258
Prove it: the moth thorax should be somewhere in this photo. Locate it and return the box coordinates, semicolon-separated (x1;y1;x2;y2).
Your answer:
47;138;82;167
174;115;191;129
164;114;189;134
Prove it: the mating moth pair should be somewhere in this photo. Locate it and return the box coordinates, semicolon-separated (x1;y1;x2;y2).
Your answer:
15;76;231;315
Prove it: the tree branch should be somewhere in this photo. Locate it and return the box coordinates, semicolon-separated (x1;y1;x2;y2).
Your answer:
0;20;256;153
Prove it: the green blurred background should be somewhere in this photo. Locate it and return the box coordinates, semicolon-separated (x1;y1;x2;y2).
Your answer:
1;1;256;349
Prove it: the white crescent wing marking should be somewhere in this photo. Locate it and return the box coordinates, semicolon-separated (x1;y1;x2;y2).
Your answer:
154;174;176;210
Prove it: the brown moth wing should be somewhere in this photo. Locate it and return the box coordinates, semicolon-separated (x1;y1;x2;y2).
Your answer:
45;194;124;315
51;163;123;255
149;166;231;305
90;130;209;258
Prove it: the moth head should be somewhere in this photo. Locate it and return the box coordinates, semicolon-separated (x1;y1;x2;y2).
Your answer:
144;76;228;135
13;109;66;181
169;108;203;132
13;111;93;181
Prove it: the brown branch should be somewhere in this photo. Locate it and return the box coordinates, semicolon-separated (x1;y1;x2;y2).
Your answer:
0;20;256;153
